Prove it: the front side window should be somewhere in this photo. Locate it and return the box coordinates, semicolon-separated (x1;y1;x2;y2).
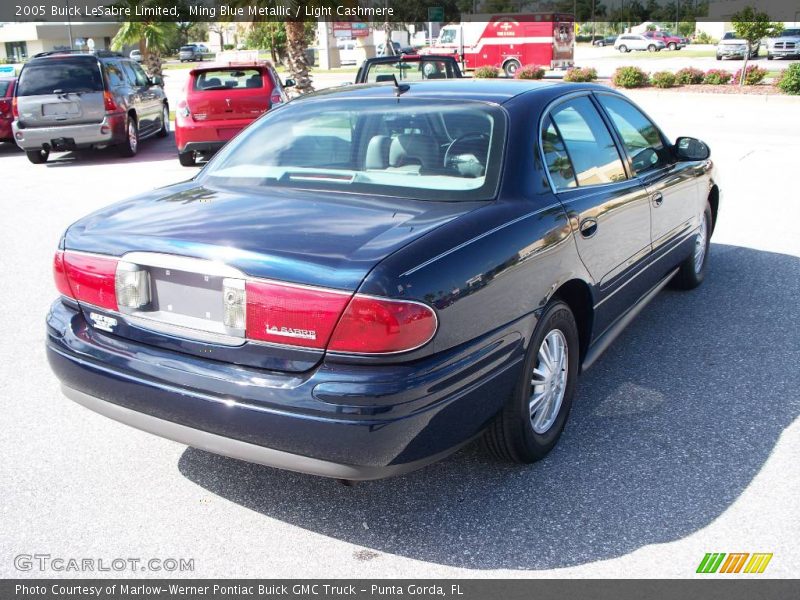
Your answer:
597;94;669;175
548;97;627;187
200;98;506;202
366;60;457;83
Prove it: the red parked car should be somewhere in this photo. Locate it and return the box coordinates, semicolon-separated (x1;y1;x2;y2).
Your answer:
175;62;288;166
643;31;685;50
0;77;17;143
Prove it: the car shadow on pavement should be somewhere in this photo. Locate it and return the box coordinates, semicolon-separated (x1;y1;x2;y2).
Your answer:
0;141;22;154
37;132;183;168
178;243;800;570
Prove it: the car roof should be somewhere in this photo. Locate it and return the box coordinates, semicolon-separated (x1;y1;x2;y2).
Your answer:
302;79;599;105
362;55;455;64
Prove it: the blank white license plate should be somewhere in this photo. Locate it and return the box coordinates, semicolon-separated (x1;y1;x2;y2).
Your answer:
42;102;79;116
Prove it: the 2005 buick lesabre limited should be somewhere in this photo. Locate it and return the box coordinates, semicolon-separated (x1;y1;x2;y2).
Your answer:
46;80;719;480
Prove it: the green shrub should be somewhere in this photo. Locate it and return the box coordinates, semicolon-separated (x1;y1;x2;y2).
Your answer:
515;64;545;80
651;71;677;88
703;69;733;85
474;65;500;79
693;31;717;44
776;63;800;95
733;65;767;85
612;66;648;88
675;67;705;84
563;66;598;82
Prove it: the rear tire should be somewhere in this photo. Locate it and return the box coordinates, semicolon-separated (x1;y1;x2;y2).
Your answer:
503;59;520;77
767;54;773;60
673;202;712;290
618;45;628;53
648;44;657;52
178;150;196;166
157;105;169;138
118;116;138;158
483;300;579;463
25;148;49;164
669;42;677;50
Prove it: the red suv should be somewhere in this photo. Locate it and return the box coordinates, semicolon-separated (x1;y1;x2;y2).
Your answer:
0;77;17;143
175;62;287;166
643;31;685;50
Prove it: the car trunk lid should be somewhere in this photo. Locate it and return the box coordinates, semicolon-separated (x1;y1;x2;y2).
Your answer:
16;57;106;127
63;183;483;372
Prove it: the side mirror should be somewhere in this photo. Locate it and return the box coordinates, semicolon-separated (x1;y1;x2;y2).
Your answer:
674;136;710;161
149;75;164;87
284;78;296;88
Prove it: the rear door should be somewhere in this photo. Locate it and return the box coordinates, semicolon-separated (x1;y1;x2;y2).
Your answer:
541;94;652;333
15;57;106;128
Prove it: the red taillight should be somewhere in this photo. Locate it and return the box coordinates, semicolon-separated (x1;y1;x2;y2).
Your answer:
103;91;117;112
245;280;351;349
53;251;73;298
11;96;18;118
328;296;437;354
56;251;118;311
0;99;9;116
270;92;283;107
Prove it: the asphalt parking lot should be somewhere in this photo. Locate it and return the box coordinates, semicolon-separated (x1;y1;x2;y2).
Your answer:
0;89;798;578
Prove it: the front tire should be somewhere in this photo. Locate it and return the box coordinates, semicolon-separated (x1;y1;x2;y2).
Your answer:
648;44;657;52
618;45;628;53
483;301;579;463
669;42;677;50
673;202;712;290
25;148;49;164
118;116;138;157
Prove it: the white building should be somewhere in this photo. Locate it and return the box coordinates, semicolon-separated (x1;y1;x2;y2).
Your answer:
0;22;122;62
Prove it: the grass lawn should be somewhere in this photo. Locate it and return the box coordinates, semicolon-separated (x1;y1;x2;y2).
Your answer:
613;48;716;59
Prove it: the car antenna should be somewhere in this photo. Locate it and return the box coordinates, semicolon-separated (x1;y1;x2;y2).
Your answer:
392;74;410;96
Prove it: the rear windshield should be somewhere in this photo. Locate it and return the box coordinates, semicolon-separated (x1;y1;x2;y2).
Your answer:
366;60;459;82
0;80;10;96
193;69;265;91
17;59;103;96
200;97;506;202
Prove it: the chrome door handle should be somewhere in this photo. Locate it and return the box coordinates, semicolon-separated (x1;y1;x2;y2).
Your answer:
652;192;664;206
579;218;598;238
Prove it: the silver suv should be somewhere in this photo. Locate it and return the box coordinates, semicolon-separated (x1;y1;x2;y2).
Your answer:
12;51;169;164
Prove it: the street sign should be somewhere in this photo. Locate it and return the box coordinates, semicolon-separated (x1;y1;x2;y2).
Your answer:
428;6;445;23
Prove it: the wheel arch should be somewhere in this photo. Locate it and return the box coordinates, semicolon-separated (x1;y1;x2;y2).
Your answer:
551;278;594;363
708;184;720;234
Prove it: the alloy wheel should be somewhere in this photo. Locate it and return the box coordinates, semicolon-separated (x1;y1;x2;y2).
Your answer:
529;329;568;434
694;212;708;273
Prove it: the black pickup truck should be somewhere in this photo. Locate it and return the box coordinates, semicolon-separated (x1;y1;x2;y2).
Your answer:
355;55;463;84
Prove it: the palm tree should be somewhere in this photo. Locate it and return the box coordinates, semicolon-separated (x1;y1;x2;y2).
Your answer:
110;1;176;78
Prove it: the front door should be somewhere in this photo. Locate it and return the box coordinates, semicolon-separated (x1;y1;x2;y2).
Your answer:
542;94;653;334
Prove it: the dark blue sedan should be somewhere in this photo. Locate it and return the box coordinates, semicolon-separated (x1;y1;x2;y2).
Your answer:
46;80;719;480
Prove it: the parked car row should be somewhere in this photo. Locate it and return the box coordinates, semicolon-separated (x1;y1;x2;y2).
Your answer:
3;49;293;167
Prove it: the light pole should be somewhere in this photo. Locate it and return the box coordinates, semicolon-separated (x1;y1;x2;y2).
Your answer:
65;0;74;49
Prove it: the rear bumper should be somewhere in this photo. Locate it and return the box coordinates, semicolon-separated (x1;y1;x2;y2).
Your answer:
12;113;126;151
174;117;254;153
0;118;12;141
46;299;523;479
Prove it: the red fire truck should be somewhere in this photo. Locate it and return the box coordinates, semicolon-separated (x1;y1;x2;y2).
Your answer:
424;13;575;76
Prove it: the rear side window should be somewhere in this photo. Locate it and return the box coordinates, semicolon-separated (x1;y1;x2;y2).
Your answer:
104;61;126;88
548;97;627;187
542;117;576;190
193;69;266;91
121;61;148;87
17;59;103;95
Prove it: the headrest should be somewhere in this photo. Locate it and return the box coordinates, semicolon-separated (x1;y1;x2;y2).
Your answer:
375;74;396;83
203;77;221;88
389;134;438;169
366;135;392;169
